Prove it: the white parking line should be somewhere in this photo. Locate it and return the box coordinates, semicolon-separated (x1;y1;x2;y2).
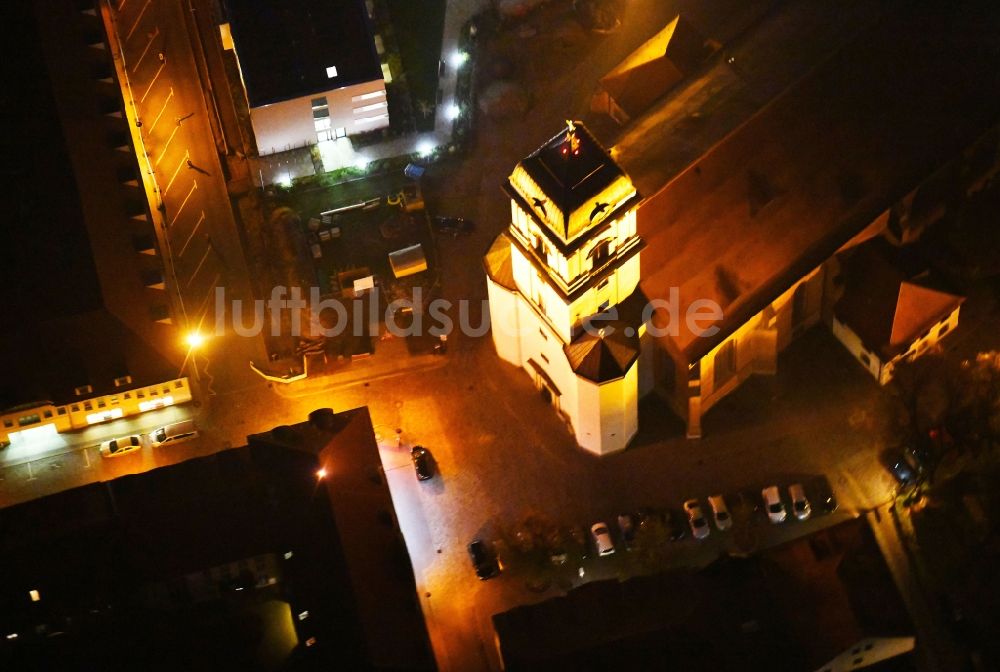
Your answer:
148;87;174;133
179;211;206;257
164;151;189;195
139;61;166;105
132;26;160;72
169;181;198;228
154;123;181;166
194;272;223;321
125;0;152;42
186;247;212;288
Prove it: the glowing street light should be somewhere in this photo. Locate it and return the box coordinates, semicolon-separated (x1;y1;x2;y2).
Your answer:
449;51;469;69
316;467;328;479
354;156;370;171
185;331;205;349
417;140;436;158
445;103;461;121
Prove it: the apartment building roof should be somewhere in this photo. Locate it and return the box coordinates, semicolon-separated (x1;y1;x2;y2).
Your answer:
227;0;383;107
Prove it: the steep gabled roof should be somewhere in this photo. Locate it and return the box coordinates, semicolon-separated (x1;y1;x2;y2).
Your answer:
834;239;963;360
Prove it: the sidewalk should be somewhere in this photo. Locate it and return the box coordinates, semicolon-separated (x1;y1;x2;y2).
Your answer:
866;506;965;672
267;336;450;398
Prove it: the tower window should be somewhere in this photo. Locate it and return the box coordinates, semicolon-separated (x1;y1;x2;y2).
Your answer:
590;240;612;269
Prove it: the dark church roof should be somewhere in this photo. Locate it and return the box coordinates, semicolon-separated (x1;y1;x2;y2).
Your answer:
227;0;383;107
564;320;640;383
519;123;627;237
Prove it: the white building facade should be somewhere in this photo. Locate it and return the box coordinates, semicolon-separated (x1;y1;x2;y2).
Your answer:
485;122;649;455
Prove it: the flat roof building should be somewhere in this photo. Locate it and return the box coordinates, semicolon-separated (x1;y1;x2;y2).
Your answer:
224;0;390;156
0;0;191;448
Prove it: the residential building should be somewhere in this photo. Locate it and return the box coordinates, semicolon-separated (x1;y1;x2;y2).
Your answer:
0;407;435;671
223;0;389;156
0;0;192;448
832;239;963;385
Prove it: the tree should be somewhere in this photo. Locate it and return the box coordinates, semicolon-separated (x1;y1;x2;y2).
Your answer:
572;0;622;32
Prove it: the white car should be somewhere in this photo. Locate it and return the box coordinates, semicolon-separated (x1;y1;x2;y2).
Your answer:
789;483;812;521
683;499;711;540
762;486;787;524
708;494;732;531
149;419;198;448
590;522;615;556
99;434;144;458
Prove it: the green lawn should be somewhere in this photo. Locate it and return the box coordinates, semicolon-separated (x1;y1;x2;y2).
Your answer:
386;0;447;131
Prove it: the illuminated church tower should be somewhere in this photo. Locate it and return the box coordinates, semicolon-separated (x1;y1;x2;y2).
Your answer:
484;121;649;455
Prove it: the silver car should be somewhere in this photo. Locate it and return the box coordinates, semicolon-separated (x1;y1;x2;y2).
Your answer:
683;499;711;540
762;486;787;524
708;494;732;531
789;483;812;521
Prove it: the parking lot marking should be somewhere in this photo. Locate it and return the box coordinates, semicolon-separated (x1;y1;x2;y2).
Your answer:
148;87;174;133
154;122;181;166
139;61;165;105
125;0;152;42
193;272;222;322
179;211;205;257
169;181;198;228
164;151;189;194
186;246;212;288
132;26;160;72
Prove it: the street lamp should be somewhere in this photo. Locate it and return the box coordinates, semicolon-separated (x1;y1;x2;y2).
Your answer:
185;331;205;349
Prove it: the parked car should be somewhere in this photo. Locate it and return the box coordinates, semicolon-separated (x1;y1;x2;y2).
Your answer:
432;216;474;236
99;434;143;458
411;445;433;480
664;509;688;541
468;540;501;580
708;494;732;530
591;522;616;556
149;419;198;448
683;499;711;540
617;513;636;548
883;449;920;485
762;486;787;524
788;483;812;521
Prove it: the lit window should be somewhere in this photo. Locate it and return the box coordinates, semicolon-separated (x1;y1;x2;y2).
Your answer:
351;91;385;102
353;101;388;114
29;589;40;602
380;62;393;82
354;114;388;126
298;610;310;621
334;127;347;139
326;65;338;78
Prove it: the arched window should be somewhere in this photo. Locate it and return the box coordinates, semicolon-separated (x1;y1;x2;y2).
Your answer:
590;239;612;269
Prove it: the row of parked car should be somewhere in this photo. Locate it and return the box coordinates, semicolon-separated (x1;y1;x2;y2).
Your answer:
98;420;198;458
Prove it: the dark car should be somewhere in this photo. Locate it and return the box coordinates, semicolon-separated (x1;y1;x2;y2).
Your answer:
617;513;636;548
884;449;920;485
411;445;433;481
665;509;688;541
468;540;501;580
432;216;474;236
